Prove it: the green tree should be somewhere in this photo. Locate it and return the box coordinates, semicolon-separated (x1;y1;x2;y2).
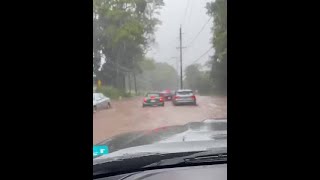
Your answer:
185;64;213;94
149;62;178;90
185;64;202;90
136;59;178;91
206;0;227;94
93;0;164;90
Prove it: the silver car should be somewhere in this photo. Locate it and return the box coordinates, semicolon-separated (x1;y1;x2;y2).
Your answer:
172;89;197;106
93;93;111;113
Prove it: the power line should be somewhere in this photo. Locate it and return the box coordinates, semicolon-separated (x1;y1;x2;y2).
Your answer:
190;47;213;64
181;0;191;26
179;26;183;89
187;0;194;25
186;17;212;47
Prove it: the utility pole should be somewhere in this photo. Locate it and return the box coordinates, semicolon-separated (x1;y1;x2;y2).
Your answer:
133;72;137;95
128;72;131;95
176;26;186;89
176;59;179;89
179;26;183;89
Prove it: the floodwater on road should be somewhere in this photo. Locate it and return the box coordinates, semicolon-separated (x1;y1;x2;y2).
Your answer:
93;96;227;144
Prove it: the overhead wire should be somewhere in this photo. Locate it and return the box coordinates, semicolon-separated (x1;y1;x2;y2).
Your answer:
185;17;212;48
181;0;191;26
189;47;213;64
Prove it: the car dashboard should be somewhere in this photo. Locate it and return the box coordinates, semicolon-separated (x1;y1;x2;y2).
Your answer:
95;164;227;180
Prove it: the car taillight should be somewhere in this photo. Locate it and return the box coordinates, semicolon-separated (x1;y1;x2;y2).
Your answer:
159;98;163;102
192;95;196;100
174;96;179;99
143;98;147;102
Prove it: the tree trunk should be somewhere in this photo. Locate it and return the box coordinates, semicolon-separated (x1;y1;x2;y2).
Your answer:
128;73;131;95
133;72;137;94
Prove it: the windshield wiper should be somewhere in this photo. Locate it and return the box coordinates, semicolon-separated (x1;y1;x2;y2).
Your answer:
184;153;227;163
93;149;226;178
144;149;227;168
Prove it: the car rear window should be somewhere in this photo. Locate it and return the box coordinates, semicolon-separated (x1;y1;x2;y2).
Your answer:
147;93;160;97
177;91;193;95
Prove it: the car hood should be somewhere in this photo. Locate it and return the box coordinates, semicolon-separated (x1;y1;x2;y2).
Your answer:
95;119;227;158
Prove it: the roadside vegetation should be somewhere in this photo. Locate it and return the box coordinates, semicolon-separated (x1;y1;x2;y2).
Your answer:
184;0;227;96
93;0;165;93
93;0;226;96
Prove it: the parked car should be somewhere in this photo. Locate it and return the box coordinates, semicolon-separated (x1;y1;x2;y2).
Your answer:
142;92;164;107
172;89;197;106
160;89;173;101
93;93;111;113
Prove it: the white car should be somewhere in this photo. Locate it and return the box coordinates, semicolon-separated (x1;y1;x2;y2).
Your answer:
93;93;111;113
172;89;197;106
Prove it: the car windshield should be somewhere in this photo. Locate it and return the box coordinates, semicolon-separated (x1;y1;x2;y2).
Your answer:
93;0;227;176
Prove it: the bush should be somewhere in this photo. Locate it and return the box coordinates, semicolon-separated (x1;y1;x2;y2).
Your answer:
96;86;131;99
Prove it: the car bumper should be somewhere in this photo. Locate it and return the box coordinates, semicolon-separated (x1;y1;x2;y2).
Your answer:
143;102;164;106
173;99;196;104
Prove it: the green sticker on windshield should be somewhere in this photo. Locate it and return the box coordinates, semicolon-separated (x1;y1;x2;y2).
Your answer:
93;145;109;157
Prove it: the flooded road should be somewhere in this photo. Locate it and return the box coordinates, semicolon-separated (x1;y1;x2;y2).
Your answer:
93;96;227;144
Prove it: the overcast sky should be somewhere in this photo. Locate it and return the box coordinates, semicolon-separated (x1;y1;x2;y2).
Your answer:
146;0;214;71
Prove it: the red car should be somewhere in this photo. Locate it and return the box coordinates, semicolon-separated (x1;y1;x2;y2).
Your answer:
160;90;173;101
